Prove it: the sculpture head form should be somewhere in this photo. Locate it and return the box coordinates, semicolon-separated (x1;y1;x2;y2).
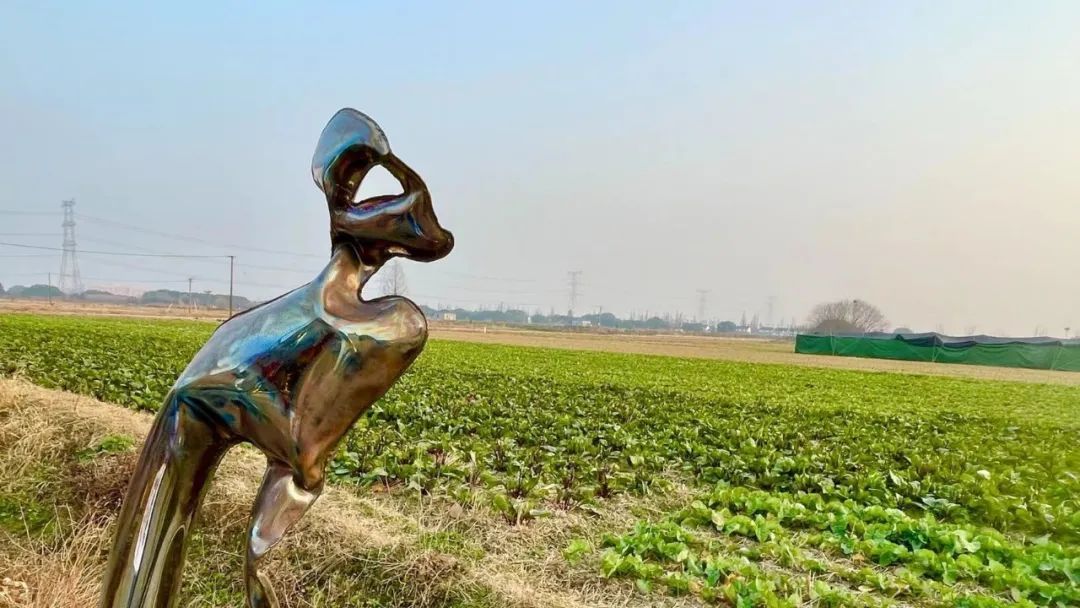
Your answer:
101;109;452;608
313;108;454;264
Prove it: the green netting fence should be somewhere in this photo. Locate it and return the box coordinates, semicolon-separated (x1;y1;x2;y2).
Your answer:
795;333;1080;372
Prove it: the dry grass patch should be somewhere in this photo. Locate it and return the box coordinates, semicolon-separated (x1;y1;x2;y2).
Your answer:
0;515;110;608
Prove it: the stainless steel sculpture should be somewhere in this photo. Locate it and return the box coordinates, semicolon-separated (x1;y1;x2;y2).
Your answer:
101;109;453;608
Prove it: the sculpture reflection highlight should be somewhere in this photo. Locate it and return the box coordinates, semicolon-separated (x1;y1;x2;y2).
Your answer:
101;109;453;608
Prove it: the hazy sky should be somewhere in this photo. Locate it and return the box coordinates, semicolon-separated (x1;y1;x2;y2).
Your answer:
2;1;1078;335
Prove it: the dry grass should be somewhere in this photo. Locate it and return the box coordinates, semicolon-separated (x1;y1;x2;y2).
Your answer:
0;516;109;608
0;380;122;608
0;378;687;608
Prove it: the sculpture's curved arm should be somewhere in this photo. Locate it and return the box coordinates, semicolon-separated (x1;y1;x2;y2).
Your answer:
245;462;321;608
329;152;452;265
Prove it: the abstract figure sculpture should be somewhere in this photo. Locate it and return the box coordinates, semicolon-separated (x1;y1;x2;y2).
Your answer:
101;109;454;608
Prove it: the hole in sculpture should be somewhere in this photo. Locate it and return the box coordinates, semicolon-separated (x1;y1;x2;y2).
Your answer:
354;164;403;204
367;259;408;299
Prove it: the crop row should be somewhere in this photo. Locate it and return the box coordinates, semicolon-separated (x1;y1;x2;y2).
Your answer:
593;485;1078;606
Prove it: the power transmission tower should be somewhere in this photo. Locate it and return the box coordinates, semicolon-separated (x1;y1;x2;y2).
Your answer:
59;199;83;294
567;271;582;325
696;289;709;323
767;295;776;327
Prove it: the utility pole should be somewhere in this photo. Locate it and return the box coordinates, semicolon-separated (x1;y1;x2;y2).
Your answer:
228;255;235;317
696;289;709;323
47;272;52;305
188;277;194;314
567;271;582;326
767;295;776;328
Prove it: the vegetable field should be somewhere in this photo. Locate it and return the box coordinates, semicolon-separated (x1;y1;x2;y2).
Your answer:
1;313;1077;607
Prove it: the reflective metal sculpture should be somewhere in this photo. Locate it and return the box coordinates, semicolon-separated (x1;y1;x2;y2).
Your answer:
101;109;454;608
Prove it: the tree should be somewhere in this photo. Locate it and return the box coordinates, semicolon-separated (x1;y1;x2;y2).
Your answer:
378;260;407;296
807;299;887;334
20;284;64;298
0;282;4;296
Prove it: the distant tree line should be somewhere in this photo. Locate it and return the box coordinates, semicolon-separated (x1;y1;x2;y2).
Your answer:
0;284;254;310
1;283;63;298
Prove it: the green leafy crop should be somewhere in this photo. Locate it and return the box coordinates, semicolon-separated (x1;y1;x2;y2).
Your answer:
1;313;1077;606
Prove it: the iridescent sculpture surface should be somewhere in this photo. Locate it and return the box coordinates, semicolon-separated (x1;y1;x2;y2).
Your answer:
101;109;453;608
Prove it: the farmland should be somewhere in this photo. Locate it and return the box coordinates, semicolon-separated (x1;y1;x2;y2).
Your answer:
1;312;1078;607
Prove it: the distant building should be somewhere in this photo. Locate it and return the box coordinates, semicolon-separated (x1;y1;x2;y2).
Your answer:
440;311;457;321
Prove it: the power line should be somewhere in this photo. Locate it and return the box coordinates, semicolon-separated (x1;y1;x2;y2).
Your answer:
10;209;321;261
439;270;540;283
0;210;55;216
82;275;190;284
3;210;651;312
413;281;564;296
232;278;302;290
237;262;315;274
88;256;218;280
79;236;259;282
57;212;555;287
1;271;57;277
410;292;543;309
81;236;316;275
81;235;186;254
81;213;547;284
0;241;227;259
79;214;325;259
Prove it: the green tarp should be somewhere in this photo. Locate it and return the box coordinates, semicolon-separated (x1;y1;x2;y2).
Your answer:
795;333;1080;372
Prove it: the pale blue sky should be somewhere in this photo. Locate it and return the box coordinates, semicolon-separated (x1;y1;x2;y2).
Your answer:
2;1;1078;334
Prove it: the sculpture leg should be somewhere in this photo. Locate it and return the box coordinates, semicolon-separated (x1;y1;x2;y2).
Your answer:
100;396;232;608
245;461;322;608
